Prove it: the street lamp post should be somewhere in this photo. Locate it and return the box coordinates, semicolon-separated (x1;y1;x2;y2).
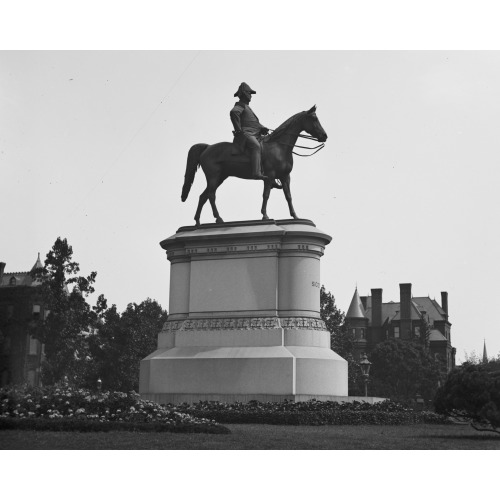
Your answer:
359;353;372;398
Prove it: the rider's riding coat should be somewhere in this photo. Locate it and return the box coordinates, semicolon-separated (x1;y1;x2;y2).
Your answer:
230;100;266;177
230;101;264;136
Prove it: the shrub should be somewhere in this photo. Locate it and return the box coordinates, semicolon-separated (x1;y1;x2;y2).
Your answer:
0;384;229;434
166;399;449;426
434;363;500;434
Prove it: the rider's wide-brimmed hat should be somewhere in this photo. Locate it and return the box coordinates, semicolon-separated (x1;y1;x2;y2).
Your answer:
234;82;256;97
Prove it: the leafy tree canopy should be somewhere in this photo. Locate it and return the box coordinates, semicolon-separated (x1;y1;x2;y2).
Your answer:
31;237;99;386
88;298;168;392
369;339;445;402
320;285;351;357
319;286;361;393
434;363;500;434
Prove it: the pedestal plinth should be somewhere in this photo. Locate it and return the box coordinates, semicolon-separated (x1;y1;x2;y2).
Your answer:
139;219;348;403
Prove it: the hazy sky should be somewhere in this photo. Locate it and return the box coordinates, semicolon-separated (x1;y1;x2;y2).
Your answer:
2;1;500;493
2;50;500;362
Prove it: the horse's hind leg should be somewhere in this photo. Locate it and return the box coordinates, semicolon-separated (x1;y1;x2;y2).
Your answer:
208;175;227;224
194;188;209;226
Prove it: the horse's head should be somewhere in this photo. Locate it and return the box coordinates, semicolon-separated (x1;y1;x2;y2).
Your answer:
302;105;327;142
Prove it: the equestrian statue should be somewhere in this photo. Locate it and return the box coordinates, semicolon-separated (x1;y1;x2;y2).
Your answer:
181;82;328;226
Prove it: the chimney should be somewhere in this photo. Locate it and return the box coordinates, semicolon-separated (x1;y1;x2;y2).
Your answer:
0;262;5;283
400;283;412;339
371;288;383;343
441;291;448;319
360;296;368;311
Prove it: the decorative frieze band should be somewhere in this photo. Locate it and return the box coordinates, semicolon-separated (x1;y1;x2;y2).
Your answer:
162;317;327;332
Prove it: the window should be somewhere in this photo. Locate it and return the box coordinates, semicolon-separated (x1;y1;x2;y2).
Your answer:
394;327;400;338
9;277;16;286
414;326;420;337
352;328;356;335
29;336;38;355
360;328;365;339
33;304;41;320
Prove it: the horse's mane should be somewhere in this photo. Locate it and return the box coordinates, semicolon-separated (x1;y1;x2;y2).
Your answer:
265;111;306;142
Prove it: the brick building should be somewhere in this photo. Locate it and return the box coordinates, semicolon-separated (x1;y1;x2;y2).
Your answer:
0;255;46;387
345;283;456;372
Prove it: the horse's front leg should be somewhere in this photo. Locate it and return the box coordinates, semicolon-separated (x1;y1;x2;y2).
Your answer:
261;180;272;220
282;175;298;219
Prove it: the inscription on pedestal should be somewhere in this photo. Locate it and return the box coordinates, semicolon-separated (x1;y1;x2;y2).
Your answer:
161;316;327;332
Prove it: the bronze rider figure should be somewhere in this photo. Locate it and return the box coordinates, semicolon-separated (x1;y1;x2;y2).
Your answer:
230;82;269;180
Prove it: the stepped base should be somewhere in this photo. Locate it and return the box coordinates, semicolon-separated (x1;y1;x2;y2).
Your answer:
139;343;348;402
140;220;349;404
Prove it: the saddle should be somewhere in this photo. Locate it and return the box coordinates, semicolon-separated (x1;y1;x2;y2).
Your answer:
231;132;264;156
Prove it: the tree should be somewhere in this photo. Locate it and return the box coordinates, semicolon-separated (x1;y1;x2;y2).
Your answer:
463;349;500;366
319;286;360;393
31;237;99;386
320;285;351;357
434;363;500;434
89;298;168;392
368;339;445;402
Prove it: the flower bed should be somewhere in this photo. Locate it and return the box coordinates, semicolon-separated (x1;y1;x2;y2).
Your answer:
167;399;449;426
0;385;229;434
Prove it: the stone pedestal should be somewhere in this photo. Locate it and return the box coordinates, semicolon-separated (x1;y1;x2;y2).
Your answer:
139;219;348;403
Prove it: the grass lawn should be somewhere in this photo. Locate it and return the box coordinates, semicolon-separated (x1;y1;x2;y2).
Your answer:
1;423;499;449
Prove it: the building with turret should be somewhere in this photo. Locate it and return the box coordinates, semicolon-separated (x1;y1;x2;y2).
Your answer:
0;255;46;387
345;283;456;372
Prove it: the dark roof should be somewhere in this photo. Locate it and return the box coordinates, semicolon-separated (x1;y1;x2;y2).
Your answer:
0;254;43;288
412;297;447;322
392;300;422;321
346;288;368;319
359;296;447;326
429;329;447;341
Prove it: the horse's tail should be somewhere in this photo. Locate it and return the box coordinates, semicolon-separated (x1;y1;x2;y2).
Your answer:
181;143;209;202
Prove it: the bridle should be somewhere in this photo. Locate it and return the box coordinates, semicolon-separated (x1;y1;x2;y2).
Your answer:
267;130;326;157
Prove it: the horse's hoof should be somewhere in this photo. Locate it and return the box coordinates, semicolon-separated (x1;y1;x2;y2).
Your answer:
215;217;224;224
262;215;269;221
195;221;200;227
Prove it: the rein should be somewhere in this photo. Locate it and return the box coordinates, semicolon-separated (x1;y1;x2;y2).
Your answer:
267;129;325;157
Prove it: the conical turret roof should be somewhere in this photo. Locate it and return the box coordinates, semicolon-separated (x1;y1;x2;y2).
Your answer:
346;288;367;319
31;252;43;272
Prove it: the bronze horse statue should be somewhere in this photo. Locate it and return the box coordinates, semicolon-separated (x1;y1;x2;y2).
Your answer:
181;105;327;226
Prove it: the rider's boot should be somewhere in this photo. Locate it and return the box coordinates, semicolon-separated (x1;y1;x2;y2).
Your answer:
251;150;267;180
